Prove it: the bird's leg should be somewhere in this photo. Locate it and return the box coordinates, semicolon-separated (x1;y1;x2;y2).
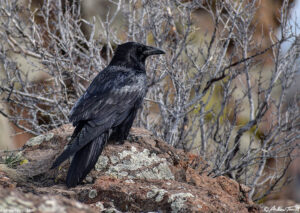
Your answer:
107;137;125;145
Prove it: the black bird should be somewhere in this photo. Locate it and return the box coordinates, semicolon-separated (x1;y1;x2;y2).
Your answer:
51;42;165;187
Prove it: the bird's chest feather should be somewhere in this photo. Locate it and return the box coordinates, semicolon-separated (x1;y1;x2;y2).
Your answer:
117;73;147;96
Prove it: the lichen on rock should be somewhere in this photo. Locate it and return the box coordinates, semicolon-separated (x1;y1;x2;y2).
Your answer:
0;125;259;213
135;161;174;180
168;192;195;213
147;186;167;202
38;199;66;213
100;146;174;180
1;194;36;212
95;156;109;171
25;133;54;147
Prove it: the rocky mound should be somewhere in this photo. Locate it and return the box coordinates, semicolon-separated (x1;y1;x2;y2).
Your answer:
0;125;259;212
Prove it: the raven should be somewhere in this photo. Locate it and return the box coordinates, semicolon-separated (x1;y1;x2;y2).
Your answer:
51;42;165;187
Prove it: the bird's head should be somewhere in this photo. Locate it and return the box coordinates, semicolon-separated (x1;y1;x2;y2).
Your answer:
109;42;165;70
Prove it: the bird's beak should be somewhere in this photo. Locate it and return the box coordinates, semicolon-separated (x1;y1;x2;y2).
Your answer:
144;46;165;56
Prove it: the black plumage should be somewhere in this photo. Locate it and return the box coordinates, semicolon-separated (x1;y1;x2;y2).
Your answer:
51;42;165;187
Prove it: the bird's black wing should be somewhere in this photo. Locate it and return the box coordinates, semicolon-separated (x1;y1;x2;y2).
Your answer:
51;66;145;169
69;66;144;125
69;66;145;150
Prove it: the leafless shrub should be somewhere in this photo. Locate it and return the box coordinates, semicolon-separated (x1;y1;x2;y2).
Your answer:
0;0;299;200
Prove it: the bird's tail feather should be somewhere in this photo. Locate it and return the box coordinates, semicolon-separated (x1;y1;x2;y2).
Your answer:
66;131;109;188
51;123;96;169
51;145;75;169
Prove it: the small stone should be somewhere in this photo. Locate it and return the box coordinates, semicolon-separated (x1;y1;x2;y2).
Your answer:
85;176;93;183
95;202;104;210
88;189;98;199
104;208;122;213
25;133;54;147
25;135;45;147
125;179;135;184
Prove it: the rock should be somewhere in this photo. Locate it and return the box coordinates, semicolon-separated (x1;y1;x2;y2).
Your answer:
25;133;54;147
0;124;260;212
0;186;97;213
0;165;97;213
